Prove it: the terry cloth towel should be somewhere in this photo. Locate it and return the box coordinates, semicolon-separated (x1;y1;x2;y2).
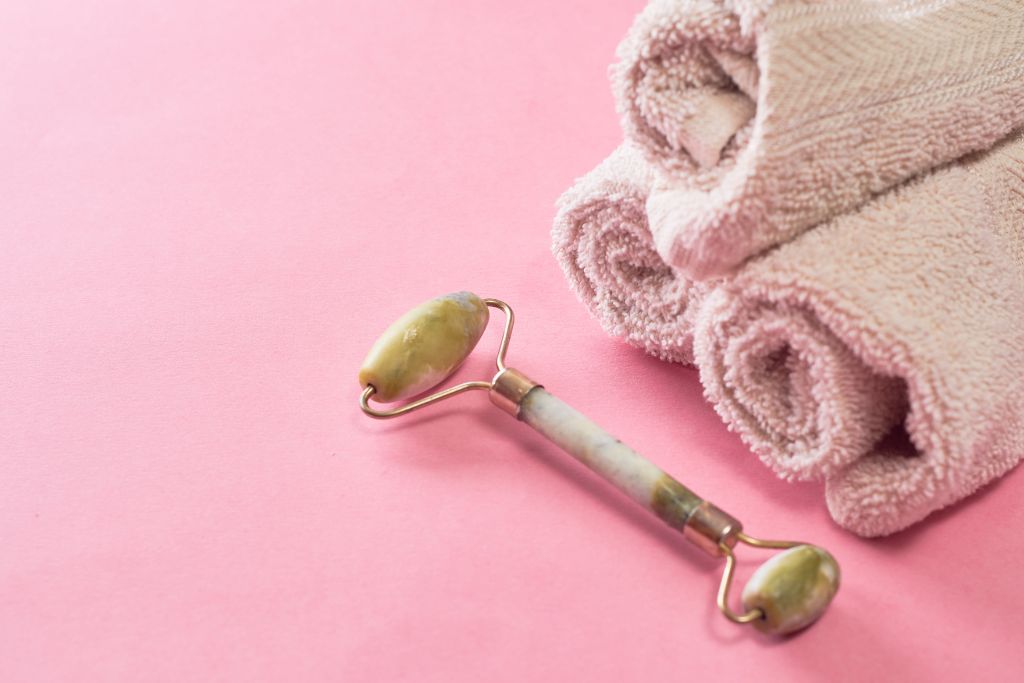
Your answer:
615;0;1024;279
554;146;905;501
696;131;1024;536
552;145;711;364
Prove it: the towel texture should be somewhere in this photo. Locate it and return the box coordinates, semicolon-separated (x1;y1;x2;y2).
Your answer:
552;145;710;364
698;132;1024;536
616;0;1024;279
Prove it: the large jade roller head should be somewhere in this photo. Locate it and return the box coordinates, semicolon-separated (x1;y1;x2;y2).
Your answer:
359;292;840;636
359;291;490;403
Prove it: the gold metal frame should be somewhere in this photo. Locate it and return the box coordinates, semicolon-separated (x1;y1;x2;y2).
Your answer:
716;531;802;624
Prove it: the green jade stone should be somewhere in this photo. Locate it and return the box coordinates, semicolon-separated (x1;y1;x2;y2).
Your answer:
359;291;489;403
741;545;840;636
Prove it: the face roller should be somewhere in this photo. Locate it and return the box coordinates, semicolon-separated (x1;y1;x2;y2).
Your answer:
358;292;840;636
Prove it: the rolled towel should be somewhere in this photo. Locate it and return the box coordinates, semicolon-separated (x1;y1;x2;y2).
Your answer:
695;290;908;482
552;145;712;364
695;131;1024;536
616;0;1024;279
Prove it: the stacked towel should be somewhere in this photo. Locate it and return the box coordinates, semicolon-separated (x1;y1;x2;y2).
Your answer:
553;1;1024;536
616;0;1024;279
552;145;709;364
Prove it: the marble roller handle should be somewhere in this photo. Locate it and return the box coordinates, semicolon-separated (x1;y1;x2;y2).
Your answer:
358;292;839;636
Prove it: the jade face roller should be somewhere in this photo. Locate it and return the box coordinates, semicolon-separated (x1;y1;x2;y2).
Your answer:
358;292;839;636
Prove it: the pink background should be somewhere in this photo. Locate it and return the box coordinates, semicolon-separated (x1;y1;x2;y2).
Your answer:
2;1;1022;680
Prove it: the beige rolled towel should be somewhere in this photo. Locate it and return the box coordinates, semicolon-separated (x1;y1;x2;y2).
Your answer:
552;145;712;364
616;0;1024;279
696;131;1024;536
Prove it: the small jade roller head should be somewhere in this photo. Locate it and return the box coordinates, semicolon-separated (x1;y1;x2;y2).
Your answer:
359;291;490;403
741;545;840;635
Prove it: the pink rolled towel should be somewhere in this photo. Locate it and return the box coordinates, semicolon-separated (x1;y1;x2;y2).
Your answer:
696;131;1024;536
616;0;1024;279
552;145;711;364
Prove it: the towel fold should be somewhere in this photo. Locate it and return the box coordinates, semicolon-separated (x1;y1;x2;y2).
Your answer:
616;0;1024;279
696;132;1024;536
552;145;710;364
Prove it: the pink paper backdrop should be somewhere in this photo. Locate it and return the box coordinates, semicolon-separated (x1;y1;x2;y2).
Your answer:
2;1;1022;680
